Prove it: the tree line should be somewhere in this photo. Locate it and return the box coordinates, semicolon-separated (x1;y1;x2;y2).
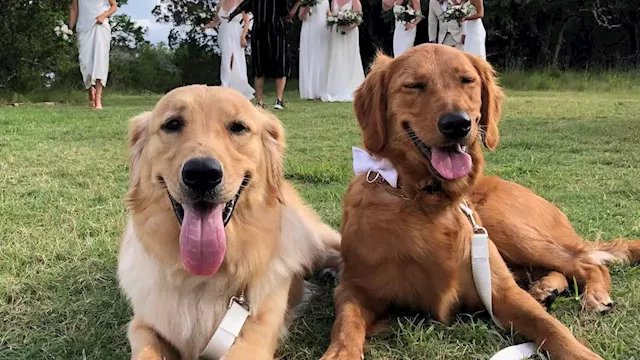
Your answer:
1;0;638;93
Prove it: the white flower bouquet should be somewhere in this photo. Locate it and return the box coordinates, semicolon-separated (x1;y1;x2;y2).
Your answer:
300;0;320;15
300;0;320;7
393;5;423;24
441;0;475;26
326;10;363;34
54;20;73;42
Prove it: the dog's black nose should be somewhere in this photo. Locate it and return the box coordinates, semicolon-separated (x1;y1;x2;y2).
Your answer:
182;157;223;193
438;112;472;140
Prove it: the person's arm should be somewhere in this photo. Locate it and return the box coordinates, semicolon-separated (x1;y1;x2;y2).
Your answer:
412;0;422;22
228;0;252;21
285;0;301;21
428;1;438;42
202;2;222;29
240;12;250;46
463;0;483;20
352;0;362;12
202;16;221;29
381;0;394;12
405;0;422;28
96;0;117;24
298;6;311;21
69;0;78;31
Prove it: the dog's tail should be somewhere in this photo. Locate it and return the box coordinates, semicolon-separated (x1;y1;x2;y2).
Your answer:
586;239;640;266
316;222;341;253
314;222;343;272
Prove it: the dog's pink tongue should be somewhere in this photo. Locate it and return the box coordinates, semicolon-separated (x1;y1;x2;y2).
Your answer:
179;204;226;276
430;147;473;180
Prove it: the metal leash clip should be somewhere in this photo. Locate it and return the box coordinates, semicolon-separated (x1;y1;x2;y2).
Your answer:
459;201;488;235
228;294;251;314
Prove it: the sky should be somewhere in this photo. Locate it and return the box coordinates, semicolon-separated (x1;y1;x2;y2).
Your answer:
119;0;172;44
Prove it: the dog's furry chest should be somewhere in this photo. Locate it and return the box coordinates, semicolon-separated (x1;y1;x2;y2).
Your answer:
118;221;236;358
118;204;325;359
343;186;475;320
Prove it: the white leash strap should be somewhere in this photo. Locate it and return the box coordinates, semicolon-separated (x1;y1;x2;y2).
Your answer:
471;228;500;327
460;202;537;360
489;342;538;360
201;296;251;360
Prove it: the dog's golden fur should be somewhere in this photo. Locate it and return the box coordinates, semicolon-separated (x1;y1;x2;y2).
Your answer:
118;85;341;360
321;45;640;360
471;176;640;312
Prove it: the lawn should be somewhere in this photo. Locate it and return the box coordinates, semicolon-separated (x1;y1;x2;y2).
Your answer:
1;87;639;360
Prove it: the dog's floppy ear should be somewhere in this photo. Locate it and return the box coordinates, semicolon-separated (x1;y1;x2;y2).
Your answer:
467;54;503;150
354;51;392;154
261;111;285;203
126;111;152;203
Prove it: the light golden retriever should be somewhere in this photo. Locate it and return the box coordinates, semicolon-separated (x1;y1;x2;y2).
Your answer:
117;85;341;360
320;45;638;360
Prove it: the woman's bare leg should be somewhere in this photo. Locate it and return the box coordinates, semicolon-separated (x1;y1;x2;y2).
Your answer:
89;86;96;108
95;80;104;109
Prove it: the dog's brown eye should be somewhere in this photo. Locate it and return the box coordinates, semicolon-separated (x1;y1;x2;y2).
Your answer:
405;82;425;90
162;117;184;133
461;76;475;84
228;121;249;135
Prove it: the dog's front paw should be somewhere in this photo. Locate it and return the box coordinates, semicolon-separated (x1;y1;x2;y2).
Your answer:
529;280;561;308
134;347;166;360
560;348;604;360
319;346;363;360
582;289;614;313
224;343;272;360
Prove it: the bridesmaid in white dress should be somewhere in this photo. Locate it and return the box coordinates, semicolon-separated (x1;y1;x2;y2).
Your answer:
203;0;255;100
462;0;486;59
299;0;331;99
69;0;117;109
382;0;422;57
321;0;365;103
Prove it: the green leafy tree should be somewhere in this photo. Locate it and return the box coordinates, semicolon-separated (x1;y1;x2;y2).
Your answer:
0;0;150;92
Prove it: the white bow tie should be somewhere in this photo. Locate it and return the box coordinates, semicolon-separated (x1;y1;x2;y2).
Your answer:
352;147;398;188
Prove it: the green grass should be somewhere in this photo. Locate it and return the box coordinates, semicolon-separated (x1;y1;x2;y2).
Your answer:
498;69;640;93
1;87;639;360
3;68;640;106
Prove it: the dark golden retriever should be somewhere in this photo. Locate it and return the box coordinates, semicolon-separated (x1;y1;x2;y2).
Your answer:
117;85;341;360
321;44;640;360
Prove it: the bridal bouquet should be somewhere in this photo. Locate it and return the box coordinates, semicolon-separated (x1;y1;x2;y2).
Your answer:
393;5;423;24
54;20;74;42
441;0;475;26
326;10;363;35
299;0;320;7
300;0;320;15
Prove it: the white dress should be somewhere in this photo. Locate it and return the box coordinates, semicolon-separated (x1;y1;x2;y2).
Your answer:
321;0;365;102
76;0;111;89
463;17;486;60
392;4;417;57
217;7;255;100
299;0;331;99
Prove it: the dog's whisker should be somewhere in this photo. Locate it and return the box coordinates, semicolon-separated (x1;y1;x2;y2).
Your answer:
390;132;413;144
